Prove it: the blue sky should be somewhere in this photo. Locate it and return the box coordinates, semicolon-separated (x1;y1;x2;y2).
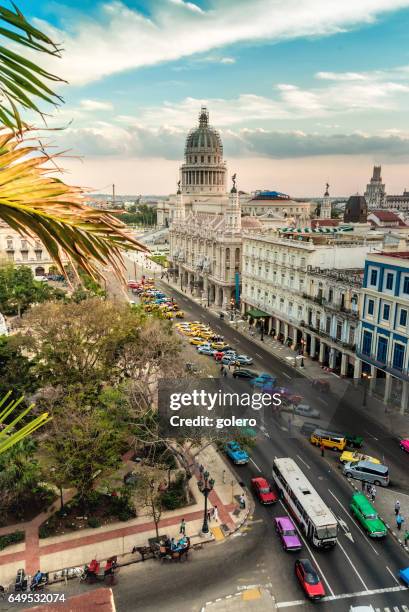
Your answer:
20;0;409;194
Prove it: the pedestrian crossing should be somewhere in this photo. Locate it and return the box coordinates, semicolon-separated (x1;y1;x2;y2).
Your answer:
375;607;408;612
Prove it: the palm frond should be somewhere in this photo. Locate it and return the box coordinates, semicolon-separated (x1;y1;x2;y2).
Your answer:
0;3;64;131
0;389;51;455
0;131;147;280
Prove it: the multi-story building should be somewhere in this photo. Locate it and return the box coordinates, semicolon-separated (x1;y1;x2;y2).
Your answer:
364;166;386;209
242;190;315;221
241;229;383;377
357;249;409;414
0;223;65;276
385;191;409;212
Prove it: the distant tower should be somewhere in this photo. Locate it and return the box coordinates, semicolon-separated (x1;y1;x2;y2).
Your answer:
320;182;331;219
225;173;241;232
364;165;386;209
174;179;185;222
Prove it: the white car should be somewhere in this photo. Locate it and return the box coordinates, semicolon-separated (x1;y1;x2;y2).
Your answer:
235;355;253;365
294;404;320;419
197;346;215;356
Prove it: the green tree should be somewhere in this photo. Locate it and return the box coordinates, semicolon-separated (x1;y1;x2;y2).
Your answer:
0;335;37;397
0;264;53;316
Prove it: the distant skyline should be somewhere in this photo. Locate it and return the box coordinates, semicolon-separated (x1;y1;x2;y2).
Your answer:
24;1;409;195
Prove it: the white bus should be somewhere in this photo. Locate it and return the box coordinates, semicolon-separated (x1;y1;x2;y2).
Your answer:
272;457;338;548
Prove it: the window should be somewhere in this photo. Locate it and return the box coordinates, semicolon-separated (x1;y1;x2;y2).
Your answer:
336;322;342;340
400;309;408;327
403;276;409;295
370;269;378;286
328;289;333;302
393;343;405;371
326;316;331;333
386;273;394;290
377;337;388;363
367;300;374;316
362;330;372;356
382;304;390;321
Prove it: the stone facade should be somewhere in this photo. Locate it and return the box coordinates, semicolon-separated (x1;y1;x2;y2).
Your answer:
0;223;65;276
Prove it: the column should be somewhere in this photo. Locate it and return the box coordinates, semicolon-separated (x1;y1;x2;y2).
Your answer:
268;318;273;335
284;323;289;343
329;348;336;369
353;357;362;379
319;342;325;364
310;335;316;358
292;326;297;350
369;365;377;395
400;380;409;415
222;287;228;310
383;373;392;404
275;318;280;338
341;353;348;377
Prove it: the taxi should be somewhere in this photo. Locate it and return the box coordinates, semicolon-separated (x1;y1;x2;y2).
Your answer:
175;311;185;318
340;451;380;465
190;337;207;346
211;341;228;350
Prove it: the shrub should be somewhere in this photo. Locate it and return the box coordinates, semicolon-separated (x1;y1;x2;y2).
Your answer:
161;473;187;510
87;517;101;528
0;531;25;550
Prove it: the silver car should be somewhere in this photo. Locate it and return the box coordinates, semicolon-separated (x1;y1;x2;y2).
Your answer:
294;404;320;419
235;355;253;365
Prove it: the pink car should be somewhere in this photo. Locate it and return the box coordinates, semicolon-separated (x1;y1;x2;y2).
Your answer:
400;439;409;453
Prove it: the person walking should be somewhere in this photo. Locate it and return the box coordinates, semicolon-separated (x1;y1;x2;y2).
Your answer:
370;486;376;502
395;500;401;515
223;367;228;378
179;518;186;536
213;505;219;522
239;494;246;510
396;514;405;531
320;443;325;457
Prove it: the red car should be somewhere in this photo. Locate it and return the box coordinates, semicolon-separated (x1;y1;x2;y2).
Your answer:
213;351;226;361
295;559;325;600
251;477;277;504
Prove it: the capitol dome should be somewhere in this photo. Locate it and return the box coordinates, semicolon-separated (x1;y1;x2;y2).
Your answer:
180;107;227;195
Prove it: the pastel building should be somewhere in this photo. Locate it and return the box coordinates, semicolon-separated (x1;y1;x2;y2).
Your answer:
357;250;409;414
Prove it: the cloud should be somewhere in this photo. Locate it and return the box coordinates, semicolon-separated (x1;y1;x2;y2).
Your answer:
220;57;236;64
80;99;114;111
31;0;409;85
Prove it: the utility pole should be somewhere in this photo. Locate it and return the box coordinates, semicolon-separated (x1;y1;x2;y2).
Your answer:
112;183;116;208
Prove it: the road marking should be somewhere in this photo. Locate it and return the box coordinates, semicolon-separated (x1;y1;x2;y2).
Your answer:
364;430;379;441
338;517;354;543
255;352;263;358
249;458;262;472
337;538;369;590
386;565;400;585
282;372;291;379
276;585;407;607
317;397;327;406
327;489;379;555
296;455;311;470
278;500;335;597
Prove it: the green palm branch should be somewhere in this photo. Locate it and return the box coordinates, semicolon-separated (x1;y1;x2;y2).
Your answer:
0;3;147;280
0;389;51;455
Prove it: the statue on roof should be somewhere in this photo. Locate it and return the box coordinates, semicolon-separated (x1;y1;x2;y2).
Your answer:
231;173;237;193
325;182;330;196
177;180;181;195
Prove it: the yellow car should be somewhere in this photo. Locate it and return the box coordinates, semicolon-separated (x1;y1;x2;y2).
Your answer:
211;341;228;350
164;311;175;319
198;332;213;340
340;451;381;465
190;337;207;346
175;311;185;319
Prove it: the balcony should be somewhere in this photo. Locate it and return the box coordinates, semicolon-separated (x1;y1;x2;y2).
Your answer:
356;351;409;381
302;292;323;306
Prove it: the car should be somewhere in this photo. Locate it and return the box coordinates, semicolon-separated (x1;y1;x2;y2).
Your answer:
340;451;380;465
175;311;185;318
225;441;249;465
250;373;276;388
197;346;215;356
190;337;207;346
399;566;409;586
349;493;387;538
300;421;318;436
221;355;237;365
273;387;303;404
251;477;277;504
213;351;226;361
275;516;302;551
232;369;258;380
294;559;325;600
235;355;253;366
211;341;229;350
400;439;409;453
294;404;320;419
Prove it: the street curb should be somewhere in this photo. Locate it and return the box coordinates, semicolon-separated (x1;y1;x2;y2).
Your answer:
201;587;277;611
346;478;409;555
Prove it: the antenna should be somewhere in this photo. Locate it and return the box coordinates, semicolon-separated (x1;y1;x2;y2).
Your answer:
112;184;116;207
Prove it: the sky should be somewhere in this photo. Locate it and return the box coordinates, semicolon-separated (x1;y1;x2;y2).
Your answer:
19;0;409;195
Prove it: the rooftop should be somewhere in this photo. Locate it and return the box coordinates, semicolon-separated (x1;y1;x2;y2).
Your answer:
252;190;290;201
377;251;409;260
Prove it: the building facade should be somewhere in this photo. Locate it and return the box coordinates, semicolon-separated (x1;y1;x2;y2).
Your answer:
240;230;383;377
357;250;409;414
0;223;64;276
364;166;386;209
242;191;315;221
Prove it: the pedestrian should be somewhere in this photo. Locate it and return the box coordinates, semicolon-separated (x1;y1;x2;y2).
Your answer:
220;364;224;375
395;500;401;515
396;514;405;531
404;530;409;547
207;508;212;523
320;443;325;457
222;470;226;484
223;368;228;378
213;505;219;522
370;486;376;502
239;494;246;510
179;518;186;535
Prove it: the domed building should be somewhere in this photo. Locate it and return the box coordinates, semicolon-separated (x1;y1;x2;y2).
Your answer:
169;107;244;308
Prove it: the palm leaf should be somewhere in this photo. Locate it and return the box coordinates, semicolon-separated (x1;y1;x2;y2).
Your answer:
0;131;146;281
0;389;51;456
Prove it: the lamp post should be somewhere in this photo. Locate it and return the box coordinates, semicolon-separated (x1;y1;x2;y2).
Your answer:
197;465;215;534
207;283;210;307
260;318;264;342
362;372;372;407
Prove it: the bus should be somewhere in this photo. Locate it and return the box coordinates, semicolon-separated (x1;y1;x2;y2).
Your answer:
272;457;338;548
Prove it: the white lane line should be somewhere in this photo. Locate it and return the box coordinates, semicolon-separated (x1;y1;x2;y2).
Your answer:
249;457;262;472
317;397;327;406
278;500;335;598
337;538;369;591
280;426;288;432
282;372;291;379
276;585;407;607
255;352;263;358
327;489;379;555
296;455;311;470
386;565;400;585
364;429;379;441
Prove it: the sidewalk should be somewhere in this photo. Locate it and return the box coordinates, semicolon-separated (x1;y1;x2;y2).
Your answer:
0;444;250;588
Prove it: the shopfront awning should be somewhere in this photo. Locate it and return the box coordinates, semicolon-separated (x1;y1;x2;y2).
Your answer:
246;308;269;318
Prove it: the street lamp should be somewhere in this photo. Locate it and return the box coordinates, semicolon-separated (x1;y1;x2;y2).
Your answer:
197;465;215;534
362;372;372;407
260;318;264;342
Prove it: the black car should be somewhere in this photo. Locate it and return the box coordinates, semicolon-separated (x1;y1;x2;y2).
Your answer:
300;421;318;436
232;369;258;379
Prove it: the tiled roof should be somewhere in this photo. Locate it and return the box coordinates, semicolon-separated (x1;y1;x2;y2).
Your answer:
311;219;339;228
369;210;407;226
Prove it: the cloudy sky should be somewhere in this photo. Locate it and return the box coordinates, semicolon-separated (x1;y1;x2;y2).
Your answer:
22;0;409;195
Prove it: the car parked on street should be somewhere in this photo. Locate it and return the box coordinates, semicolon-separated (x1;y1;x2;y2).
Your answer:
340;451;380;465
234;355;253;366
349;493;387;538
294;404;320;419
274;517;302;551
197;345;215;356
400;439;409;453
294;559;325;600
232;369;258;380
250;373;276;388
251;477;277;504
224;441;249;465
221;355;237;365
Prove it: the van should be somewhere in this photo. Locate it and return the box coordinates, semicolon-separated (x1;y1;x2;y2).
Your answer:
310;429;347;451
343;460;389;487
